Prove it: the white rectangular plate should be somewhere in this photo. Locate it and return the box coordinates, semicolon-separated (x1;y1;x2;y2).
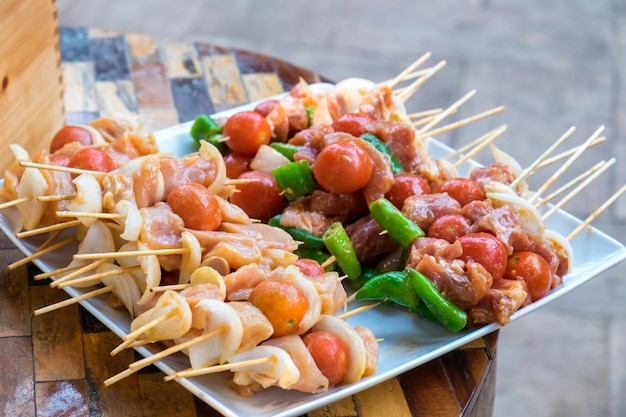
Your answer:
2;90;625;417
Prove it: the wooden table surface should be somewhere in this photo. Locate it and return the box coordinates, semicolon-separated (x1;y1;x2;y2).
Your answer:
0;27;497;417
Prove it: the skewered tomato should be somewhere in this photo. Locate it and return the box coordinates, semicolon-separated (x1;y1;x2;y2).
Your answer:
303;331;350;386
223;152;251;179
434;178;485;207
505;251;552;301
249;278;310;337
385;172;430;209
331;113;374;137
49;125;93;153
427;214;471;243
458;232;507;281
294;259;325;277
313;139;373;194
230;170;283;221
222;110;271;156
68;148;116;173
166;183;222;231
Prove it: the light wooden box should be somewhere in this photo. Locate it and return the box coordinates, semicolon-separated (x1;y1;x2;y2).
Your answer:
0;0;65;171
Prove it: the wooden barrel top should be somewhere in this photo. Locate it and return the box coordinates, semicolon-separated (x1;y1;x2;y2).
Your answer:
0;27;497;417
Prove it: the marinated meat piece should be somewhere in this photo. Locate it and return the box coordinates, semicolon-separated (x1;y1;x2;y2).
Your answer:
189;229;263;270
223;263;269;301
219;222;300;252
461;199;493;224
307;272;348;315
416;158;458;190
159;154;218;196
266;102;289;142
402;193;462;231
346;215;398;265
229;301;274;353
280;200;333;236
353;138;394;205
309;190;368;224
139;202;184;271
406;237;463;269
364;120;423;172
357;86;394;121
133;156;165;208
471;205;541;255
469;278;530;325
354;326;379;377
469;163;516;190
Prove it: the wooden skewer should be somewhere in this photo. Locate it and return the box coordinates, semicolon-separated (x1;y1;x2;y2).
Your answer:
419;105;506;138
417;89;477;136
33;286;112;316
535;136;606;170
19;161;106;177
36;229;65;252
320;255;336;269
56;211;127;220
34;260;90;280
510;126;576;190
412;114;440;128
16;219;82;239
0;197;30;210
542;158;615;221
345;292;357;304
407;108;444;120
164;357;274;382
383;52;433;89
337;302;380;320
56;265;143;289
528;125;605;204
111;314;173;356
536;160;606;207
149;283;191;293
567;183;626;240
397;60;448;103
452;125;508;168
37;194;76;202
223;178;263;186
73;247;188;260
8;236;76;271
50;259;107;287
383;68;433;89
105;329;224;386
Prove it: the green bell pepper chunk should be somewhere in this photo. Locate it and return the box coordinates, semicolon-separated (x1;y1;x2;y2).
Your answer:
406;268;467;332
360;133;404;175
271;160;317;201
268;215;324;249
322;222;361;281
269;142;302;161
369;198;425;249
191;114;222;143
355;271;419;309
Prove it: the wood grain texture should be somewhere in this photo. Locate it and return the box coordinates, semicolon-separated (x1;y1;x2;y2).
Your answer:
0;0;65;172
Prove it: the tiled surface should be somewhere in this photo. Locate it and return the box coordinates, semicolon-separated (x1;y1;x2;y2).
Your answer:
54;1;626;416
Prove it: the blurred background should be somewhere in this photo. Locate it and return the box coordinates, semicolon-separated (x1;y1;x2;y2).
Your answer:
57;1;626;416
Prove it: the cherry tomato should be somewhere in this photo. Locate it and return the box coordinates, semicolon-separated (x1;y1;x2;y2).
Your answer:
249;278;310;337
331;113;374;137
230;170;283;221
458;232;507;281
434;178;485;207
427;214;471;243
303;331;349;386
49;125;93;153
67;148;116;173
254;99;279;117
166;183;222;231
222;110;271;156
385;172;431;209
505;251;552;301
313;139;373;194
223;152;251;179
294;259;325;277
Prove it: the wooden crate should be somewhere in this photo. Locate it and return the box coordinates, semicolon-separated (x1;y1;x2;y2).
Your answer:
0;0;65;172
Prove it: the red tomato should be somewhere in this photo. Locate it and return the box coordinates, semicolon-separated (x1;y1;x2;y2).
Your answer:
427;214;471;243
302;331;349;386
67;148;116;173
505;251;552;301
313;139;373;194
434;178;485;207
249;279;309;337
253;99;279;117
49;125;93;153
294;259;325;277
166;183;222;231
385;173;431;209
331;113;374;137
230;170;283;221
458;232;508;281
222;111;271;156
223;152;251;179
